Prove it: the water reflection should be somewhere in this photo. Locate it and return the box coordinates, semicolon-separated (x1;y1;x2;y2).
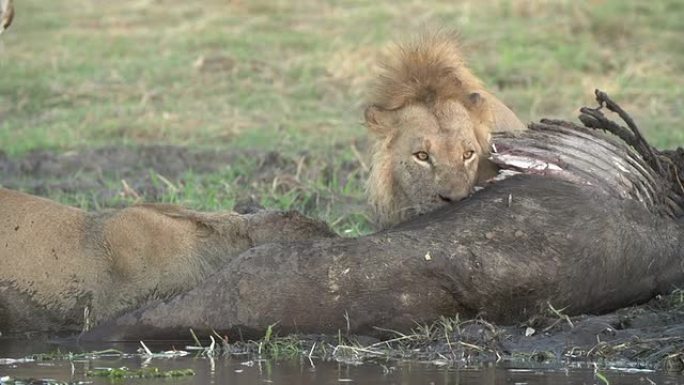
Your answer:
0;339;682;385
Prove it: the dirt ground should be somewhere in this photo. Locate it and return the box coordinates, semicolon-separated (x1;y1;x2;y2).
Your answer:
215;290;684;370
120;291;682;370
421;293;684;370
0;145;293;205
1;146;683;370
0;143;369;225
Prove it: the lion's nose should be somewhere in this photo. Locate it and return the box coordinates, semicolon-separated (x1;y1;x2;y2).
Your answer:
438;187;470;203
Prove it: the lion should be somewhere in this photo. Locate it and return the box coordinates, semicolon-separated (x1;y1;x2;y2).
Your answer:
365;32;527;228
0;188;334;334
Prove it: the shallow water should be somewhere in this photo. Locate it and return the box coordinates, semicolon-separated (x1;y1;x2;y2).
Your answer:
1;339;682;385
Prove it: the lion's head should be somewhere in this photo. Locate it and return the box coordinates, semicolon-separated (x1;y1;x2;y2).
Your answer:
365;32;526;228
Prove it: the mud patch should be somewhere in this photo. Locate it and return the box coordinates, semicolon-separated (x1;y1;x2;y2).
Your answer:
0;145;238;199
0;144;369;224
0;143;372;235
214;292;684;370
424;293;684;369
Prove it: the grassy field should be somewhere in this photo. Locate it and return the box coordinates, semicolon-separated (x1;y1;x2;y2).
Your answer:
1;0;683;234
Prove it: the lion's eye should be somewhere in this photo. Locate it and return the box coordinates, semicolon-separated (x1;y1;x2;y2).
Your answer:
414;151;429;161
463;150;475;160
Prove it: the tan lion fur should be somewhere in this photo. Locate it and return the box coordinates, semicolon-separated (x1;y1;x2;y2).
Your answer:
370;32;483;111
0;188;333;333
365;31;527;228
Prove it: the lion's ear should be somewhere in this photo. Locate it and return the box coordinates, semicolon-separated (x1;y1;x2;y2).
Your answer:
364;105;393;137
464;92;492;153
482;91;527;132
466;91;485;109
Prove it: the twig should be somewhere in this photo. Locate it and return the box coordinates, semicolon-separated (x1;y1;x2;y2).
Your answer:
547;302;574;329
458;341;485;351
139;340;153;356
334;345;386;356
371;326;410;338
189;328;203;347
541;318;562;333
366;334;417;348
350;142;369;173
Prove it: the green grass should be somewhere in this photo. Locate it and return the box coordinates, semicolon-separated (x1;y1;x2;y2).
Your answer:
86;367;195;379
1;0;683;233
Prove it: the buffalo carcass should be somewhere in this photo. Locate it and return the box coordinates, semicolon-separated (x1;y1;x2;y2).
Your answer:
86;91;684;341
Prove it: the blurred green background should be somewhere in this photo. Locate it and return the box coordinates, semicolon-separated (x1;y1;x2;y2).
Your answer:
1;0;683;234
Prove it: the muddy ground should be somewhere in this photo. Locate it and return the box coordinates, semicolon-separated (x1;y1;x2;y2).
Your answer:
416;293;684;370
164;290;681;370
0;144;369;223
1;145;683;370
0;145;350;202
0;145;266;204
